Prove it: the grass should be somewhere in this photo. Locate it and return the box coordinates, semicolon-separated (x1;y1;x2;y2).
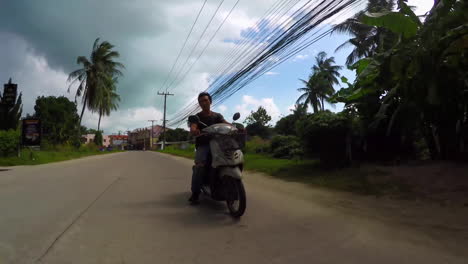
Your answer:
158;145;410;196
0;147;122;166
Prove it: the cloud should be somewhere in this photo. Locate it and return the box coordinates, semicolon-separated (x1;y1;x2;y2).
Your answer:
81;106;163;134
293;54;309;62
217;105;227;113
265;71;279;76
235;95;280;125
407;0;434;15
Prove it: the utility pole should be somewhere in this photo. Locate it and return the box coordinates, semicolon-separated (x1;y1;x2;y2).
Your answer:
157;92;174;150
148;120;156;150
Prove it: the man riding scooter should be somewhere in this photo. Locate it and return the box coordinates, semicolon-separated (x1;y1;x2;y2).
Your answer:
188;92;231;205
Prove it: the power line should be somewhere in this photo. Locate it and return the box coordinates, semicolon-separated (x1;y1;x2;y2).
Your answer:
167;0;241;93
166;0;304;120
168;0;365;126
163;0;227;92
160;0;209;92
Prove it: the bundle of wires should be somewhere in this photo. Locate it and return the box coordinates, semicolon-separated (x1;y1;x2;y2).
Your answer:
167;0;365;127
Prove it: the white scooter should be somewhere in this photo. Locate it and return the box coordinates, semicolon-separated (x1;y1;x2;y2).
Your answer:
188;113;247;218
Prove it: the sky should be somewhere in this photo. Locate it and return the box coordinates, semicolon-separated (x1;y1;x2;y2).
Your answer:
0;0;434;134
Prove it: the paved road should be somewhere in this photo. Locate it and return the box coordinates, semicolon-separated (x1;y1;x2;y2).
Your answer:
0;151;467;264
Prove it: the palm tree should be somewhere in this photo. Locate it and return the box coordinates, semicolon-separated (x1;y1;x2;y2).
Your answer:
67;38;124;129
332;0;395;66
296;52;342;112
312;52;342;109
95;76;120;131
296;78;321;113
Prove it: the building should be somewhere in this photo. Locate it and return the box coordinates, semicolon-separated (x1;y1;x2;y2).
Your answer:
127;125;169;150
82;134;111;147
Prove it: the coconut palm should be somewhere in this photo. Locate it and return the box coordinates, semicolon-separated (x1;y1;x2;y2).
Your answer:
311;52;342;109
296;77;321;113
67;38;124;128
332;0;395;66
95;76;120;131
297;52;342;112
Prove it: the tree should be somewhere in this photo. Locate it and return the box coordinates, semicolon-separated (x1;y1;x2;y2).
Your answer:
275;104;308;135
0;79;22;131
95;76;120;131
334;0;467;161
67;38;124;129
165;128;190;142
332;0;396;66
297;52;342;112
33;96;80;145
94;130;103;146
245;106;271;126
245;106;272;139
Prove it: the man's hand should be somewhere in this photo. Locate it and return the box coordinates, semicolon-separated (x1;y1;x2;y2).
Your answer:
190;123;201;136
192;129;201;136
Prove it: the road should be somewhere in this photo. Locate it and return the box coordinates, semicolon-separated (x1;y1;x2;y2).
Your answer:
0;151;467;264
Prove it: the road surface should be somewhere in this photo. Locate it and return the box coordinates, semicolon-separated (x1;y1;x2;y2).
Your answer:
0;151;467;264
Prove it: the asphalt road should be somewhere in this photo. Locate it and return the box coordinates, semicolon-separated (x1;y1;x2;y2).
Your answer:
0;151;467;264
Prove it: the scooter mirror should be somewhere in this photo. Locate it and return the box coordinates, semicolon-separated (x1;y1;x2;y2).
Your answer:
188;115;200;123
233;112;241;121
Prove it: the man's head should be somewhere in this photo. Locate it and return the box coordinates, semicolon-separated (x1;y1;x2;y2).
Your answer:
198;92;212;111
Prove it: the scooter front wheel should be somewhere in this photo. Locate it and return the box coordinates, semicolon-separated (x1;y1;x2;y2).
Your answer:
225;177;246;218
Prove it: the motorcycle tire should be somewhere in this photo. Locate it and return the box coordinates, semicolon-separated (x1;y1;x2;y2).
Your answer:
225;178;246;218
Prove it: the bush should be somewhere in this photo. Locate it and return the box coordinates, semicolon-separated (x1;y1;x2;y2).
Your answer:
245;136;270;154
0;129;20;157
80;142;99;152
270;135;303;159
296;111;351;167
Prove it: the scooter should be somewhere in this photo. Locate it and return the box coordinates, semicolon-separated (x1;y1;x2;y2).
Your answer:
188;113;247;218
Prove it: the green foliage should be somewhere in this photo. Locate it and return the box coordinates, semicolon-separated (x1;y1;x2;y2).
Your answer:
0;146;120;166
270;135;303;159
245;136;270;154
0;129;19;156
333;0;468;161
245;106;271;126
360;11;419;38
275;104;308;136
296;111;351;167
297;52;342;112
245;106;272;139
34;96;81;146
94;131;103;146
67;38;124;126
165;128;190;142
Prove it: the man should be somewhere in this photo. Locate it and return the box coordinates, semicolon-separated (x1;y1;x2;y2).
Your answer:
188;92;228;204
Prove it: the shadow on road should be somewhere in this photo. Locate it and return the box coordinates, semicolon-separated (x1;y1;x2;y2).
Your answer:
123;192;243;228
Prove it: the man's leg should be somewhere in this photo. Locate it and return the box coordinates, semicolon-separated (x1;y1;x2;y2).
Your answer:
189;145;210;204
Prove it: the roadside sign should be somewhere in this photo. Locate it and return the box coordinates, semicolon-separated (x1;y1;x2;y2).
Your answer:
22;119;41;147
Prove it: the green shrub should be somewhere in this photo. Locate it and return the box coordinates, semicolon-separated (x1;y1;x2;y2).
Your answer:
245;136;270;154
0;129;20;157
80;142;98;152
270;135;303;159
296;111;351;167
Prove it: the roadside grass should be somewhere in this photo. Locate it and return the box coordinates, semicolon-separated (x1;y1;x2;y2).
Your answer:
0;147;123;166
157;145;410;196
